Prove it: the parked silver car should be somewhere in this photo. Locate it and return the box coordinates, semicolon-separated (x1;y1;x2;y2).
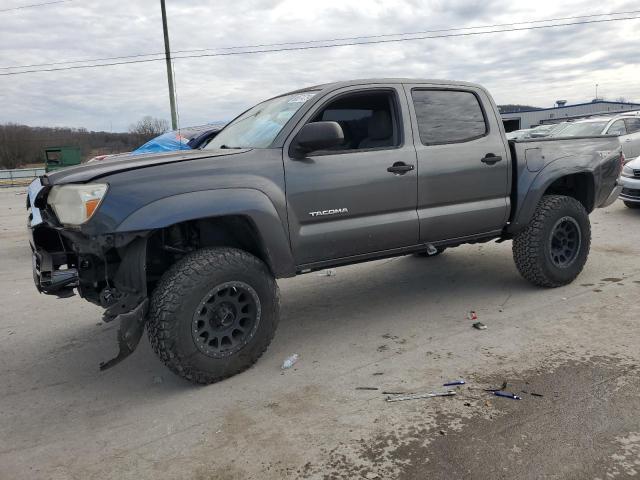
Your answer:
620;155;640;209
551;114;640;157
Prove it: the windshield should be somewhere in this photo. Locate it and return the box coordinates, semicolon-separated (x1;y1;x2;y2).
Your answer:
553;121;608;137
205;92;317;149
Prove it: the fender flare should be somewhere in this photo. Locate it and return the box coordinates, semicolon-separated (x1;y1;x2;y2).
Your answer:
115;188;295;277
509;163;595;234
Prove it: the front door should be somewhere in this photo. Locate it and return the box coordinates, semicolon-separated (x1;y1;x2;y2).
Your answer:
403;84;511;242
284;85;418;266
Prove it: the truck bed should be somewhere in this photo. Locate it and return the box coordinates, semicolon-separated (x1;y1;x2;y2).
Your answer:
507;135;622;232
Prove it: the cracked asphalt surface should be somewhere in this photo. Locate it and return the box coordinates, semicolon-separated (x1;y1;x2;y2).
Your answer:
1;187;639;479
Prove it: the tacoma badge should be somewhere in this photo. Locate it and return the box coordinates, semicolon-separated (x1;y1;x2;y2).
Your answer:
309;208;349;217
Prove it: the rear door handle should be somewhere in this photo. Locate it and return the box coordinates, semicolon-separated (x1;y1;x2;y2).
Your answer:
481;153;502;165
387;162;414;174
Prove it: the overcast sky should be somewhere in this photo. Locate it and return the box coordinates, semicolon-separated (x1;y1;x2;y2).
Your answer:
1;0;639;132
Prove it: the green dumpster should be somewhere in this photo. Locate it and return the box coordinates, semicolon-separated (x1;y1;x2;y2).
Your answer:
44;146;82;172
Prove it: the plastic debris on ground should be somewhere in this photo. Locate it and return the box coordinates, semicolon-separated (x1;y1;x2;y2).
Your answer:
467;311;478;320
494;391;521;400
281;353;300;370
319;269;336;276
443;379;465;386
473;322;487;330
386;390;456;403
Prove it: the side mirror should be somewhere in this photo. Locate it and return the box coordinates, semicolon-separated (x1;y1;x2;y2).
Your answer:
291;121;344;158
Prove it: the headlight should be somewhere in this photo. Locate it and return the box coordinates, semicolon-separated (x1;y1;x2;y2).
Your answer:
621;165;634;178
47;184;108;226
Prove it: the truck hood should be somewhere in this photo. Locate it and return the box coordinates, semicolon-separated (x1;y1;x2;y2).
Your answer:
44;148;251;185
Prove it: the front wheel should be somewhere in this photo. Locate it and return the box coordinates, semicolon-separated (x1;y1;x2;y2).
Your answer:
147;247;279;384
512;195;591;287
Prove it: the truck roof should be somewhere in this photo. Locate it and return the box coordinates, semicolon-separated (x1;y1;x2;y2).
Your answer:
285;78;486;95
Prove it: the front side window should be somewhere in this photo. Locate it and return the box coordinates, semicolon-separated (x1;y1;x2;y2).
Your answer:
206;92;317;149
307;90;400;151
411;89;487;145
606;120;627;136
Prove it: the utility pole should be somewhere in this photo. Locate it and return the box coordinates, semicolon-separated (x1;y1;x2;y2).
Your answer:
595;83;599;101
160;0;178;130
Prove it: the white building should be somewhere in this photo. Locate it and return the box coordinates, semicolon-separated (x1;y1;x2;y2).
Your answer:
500;100;640;132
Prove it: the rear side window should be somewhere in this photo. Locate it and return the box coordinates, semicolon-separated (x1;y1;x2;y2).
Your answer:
624;118;640;134
411;89;487;145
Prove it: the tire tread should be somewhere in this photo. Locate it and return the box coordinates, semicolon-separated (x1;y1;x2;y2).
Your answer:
512;195;590;288
147;247;279;384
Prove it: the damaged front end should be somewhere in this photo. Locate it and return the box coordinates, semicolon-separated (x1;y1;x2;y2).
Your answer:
28;179;151;370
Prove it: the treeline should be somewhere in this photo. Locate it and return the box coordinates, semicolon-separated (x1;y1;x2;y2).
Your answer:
0;116;168;169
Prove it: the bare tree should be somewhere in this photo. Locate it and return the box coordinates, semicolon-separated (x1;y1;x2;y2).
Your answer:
129;116;170;142
0;123;147;169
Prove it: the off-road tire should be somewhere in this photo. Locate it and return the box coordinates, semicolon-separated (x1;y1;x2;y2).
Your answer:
624;201;640;209
147;247;279;384
513;195;591;287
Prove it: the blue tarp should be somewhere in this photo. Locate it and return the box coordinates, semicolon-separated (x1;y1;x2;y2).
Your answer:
133;131;193;154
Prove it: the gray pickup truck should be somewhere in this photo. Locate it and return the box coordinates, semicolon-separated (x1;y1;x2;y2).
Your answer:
27;78;623;384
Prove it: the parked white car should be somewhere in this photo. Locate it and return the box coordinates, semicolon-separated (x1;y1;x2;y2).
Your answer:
506;122;570;141
551;115;640;157
506;128;533;140
619;155;640;209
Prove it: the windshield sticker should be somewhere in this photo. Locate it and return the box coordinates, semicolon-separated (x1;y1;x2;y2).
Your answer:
287;93;317;103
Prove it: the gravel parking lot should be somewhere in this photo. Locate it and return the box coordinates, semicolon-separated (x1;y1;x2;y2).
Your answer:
1;186;640;480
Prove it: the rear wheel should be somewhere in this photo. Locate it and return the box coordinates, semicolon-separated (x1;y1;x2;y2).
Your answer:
513;195;591;287
147;247;279;384
624;201;640;209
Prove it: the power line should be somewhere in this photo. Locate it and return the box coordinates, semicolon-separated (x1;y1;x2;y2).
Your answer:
2;14;640;76
2;9;640;71
0;0;70;13
172;9;640;53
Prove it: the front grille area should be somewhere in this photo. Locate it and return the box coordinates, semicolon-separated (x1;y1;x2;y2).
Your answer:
633;169;640;178
621;188;640;198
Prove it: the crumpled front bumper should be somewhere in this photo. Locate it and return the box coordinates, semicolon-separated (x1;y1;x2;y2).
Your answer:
28;179;79;297
31;243;78;297
27;178;151;369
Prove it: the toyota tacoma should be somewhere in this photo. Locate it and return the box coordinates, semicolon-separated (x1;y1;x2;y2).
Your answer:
27;79;623;384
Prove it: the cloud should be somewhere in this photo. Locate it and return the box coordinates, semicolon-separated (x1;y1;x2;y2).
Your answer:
0;0;639;131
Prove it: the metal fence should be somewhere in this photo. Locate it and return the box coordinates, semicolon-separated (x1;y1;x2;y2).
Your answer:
0;168;45;188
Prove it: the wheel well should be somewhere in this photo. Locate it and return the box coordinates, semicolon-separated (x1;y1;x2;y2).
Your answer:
144;216;270;291
544;173;595;213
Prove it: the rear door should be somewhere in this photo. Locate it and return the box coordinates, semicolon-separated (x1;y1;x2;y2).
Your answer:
284;85;419;266
403;84;510;242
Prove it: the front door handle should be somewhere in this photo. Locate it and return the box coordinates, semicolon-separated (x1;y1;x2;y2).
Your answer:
387;162;414;174
481;153;502;165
